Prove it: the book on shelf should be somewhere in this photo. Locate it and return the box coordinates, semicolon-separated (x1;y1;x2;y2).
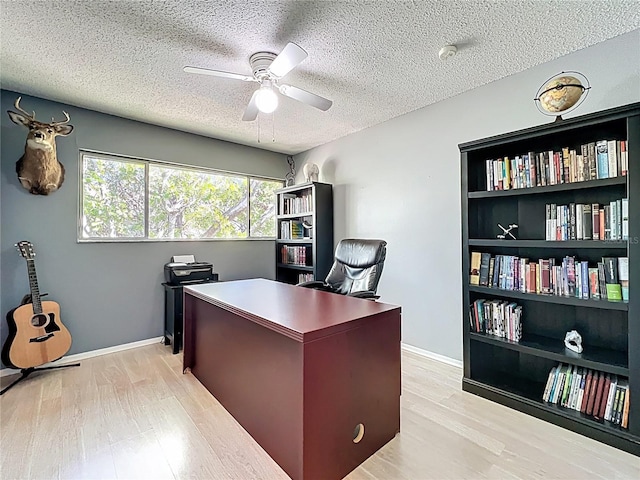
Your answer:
622;387;630;428
297;272;314;283
545;198;627;241
479;252;491;286
596;141;609;179
604;375;619;421
470;251;481;285
580;370;592;414
280;245;309;266
469;252;629;302
618;257;629;302
592;372;606;418
483;139;627;191
603;257;623;301
469;299;522;341
564;367;572;406
280;220;305;239
280;192;312;215
542;363;630;428
588;268;600;300
621;198;629;240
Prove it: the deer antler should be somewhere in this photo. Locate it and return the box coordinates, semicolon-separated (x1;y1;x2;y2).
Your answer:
50;111;71;125
14;97;35;120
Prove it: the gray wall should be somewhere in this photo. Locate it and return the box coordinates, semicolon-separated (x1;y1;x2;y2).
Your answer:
295;30;640;361
1;91;285;363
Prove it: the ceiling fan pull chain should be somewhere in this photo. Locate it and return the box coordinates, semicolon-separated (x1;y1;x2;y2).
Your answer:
257;116;261;144
272;113;275;143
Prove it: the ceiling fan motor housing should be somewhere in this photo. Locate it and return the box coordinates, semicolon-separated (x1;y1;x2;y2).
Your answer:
250;52;277;80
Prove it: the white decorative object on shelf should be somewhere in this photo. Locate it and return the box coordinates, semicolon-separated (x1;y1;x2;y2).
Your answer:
564;330;583;354
303;162;319;182
497;223;518;239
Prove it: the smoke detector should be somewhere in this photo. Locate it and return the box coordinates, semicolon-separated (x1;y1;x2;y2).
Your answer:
439;45;457;61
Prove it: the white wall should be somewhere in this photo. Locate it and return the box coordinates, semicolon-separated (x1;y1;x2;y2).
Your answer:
295;30;640;361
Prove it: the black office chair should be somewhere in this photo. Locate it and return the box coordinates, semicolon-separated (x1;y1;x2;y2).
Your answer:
298;239;387;300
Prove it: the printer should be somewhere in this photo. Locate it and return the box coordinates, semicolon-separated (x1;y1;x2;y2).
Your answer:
164;255;215;285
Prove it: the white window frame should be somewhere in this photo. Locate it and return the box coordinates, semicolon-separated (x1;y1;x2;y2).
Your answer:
78;149;284;243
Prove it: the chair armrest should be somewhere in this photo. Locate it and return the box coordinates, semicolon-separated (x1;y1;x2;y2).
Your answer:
297;281;328;289
347;291;380;300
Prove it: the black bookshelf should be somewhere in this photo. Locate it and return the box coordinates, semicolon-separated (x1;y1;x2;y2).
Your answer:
275;181;333;285
460;102;640;455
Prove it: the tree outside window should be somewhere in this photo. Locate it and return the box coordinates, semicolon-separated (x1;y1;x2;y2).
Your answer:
80;152;282;241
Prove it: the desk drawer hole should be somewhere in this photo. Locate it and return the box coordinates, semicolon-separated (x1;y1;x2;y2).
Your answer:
353;423;365;443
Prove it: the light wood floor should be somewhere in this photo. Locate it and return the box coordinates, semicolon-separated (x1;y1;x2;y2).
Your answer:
1;344;638;480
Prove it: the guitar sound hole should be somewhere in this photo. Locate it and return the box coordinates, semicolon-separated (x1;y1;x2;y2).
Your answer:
31;314;48;327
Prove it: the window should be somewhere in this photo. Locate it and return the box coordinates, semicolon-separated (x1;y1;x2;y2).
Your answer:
79;151;283;241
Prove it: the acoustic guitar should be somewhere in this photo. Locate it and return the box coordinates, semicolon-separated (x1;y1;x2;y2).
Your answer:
1;241;72;369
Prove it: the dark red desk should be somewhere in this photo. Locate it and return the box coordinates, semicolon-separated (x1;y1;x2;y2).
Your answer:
183;278;401;480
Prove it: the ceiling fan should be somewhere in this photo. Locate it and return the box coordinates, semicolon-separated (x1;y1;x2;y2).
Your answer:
184;42;333;121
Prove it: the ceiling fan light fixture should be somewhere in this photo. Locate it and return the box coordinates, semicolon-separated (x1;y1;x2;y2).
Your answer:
184;42;331;120
255;84;279;114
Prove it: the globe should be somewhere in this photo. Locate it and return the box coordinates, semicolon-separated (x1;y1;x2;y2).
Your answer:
538;76;584;113
535;72;590;120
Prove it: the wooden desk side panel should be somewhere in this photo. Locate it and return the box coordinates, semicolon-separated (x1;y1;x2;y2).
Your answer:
302;309;401;480
183;294;304;479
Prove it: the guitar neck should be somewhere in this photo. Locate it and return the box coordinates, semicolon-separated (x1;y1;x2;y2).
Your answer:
26;259;42;314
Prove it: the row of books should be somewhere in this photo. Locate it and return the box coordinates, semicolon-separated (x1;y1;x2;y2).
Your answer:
470;253;629;302
280;245;310;266
542;363;629;428
280;220;309;239
469;299;522;342
545;199;628;241
297;273;314;283
280;193;312;215
484;139;627;191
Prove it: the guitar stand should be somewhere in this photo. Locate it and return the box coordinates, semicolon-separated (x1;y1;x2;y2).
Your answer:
0;363;81;396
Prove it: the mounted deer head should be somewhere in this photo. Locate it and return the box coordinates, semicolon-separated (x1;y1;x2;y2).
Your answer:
7;97;74;195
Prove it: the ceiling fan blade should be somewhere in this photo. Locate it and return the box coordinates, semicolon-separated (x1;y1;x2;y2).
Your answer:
184;66;256;82
267;42;308;78
278;84;333;111
242;90;260;121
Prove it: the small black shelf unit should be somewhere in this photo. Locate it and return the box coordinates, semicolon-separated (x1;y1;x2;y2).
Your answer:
162;276;218;354
275;181;333;285
460;102;640;455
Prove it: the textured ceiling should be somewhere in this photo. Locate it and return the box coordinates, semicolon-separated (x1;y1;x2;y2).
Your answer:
1;1;639;155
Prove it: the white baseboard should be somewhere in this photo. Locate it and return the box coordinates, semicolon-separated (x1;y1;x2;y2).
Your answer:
1;338;458;377
0;336;163;377
401;342;463;369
